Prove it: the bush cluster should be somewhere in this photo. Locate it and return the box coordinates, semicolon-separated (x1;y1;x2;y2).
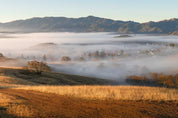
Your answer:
126;73;178;88
24;60;51;74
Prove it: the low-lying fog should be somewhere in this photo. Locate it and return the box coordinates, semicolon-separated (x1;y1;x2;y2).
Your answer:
0;32;178;83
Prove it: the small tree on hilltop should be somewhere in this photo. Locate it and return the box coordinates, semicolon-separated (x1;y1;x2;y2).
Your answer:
25;60;51;74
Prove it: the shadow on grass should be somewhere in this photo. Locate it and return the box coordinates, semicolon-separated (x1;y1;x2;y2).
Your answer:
1;67;116;86
0;106;22;118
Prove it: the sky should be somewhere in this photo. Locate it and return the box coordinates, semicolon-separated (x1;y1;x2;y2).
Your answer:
0;0;177;23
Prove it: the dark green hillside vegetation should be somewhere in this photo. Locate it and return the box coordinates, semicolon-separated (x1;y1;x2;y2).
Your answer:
0;16;177;33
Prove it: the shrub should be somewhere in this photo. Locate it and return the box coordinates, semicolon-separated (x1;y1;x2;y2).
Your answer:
169;43;175;47
79;57;85;61
126;73;178;88
24;60;51;74
61;56;71;61
0;53;4;57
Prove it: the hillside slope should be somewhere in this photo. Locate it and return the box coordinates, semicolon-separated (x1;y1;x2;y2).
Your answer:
0;67;115;86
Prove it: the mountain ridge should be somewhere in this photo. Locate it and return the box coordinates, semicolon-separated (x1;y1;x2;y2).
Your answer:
0;16;177;34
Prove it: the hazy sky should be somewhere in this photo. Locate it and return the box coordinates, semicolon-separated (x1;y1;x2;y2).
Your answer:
0;0;177;23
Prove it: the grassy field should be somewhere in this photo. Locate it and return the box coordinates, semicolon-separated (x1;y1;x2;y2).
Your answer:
0;92;33;118
16;85;178;101
0;67;177;118
0;86;177;118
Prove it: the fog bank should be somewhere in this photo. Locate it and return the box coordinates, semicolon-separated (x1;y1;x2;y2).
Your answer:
0;32;177;83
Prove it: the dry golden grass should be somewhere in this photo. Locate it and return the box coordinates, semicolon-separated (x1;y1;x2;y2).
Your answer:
0;67;177;117
7;104;33;117
0;93;12;106
0;74;34;117
1;87;177;118
0;76;21;87
0;66;23;70
16;85;178;101
0;91;33;117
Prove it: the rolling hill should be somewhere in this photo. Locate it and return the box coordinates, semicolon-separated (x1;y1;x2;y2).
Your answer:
0;67;177;118
0;67;115;86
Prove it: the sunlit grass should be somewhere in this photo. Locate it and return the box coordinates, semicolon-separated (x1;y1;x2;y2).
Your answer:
16;85;178;101
0;93;33;117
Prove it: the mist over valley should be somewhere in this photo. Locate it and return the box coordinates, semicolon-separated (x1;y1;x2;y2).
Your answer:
0;32;177;84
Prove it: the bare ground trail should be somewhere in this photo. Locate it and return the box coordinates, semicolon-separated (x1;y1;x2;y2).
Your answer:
0;88;177;118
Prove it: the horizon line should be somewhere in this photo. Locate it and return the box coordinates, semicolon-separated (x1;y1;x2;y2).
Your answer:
0;15;177;24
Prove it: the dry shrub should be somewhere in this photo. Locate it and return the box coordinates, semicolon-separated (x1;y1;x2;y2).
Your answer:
127;73;178;88
24;60;51;74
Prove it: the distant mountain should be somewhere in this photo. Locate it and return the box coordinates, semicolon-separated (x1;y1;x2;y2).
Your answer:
0;16;177;34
